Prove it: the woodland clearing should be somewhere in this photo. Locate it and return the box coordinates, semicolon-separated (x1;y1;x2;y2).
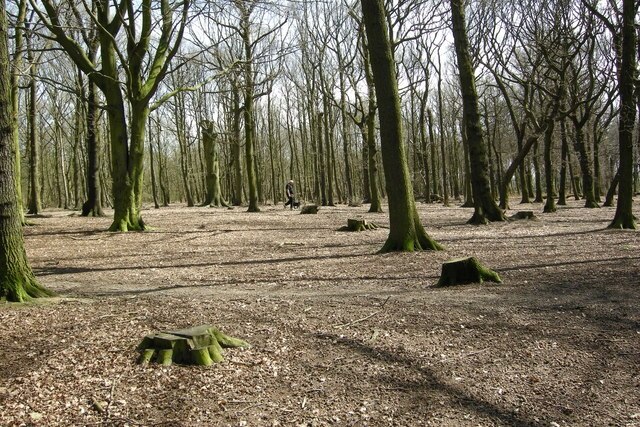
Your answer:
1;200;639;426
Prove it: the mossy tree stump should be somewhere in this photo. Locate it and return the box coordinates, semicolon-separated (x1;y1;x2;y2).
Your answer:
436;257;502;287
342;218;379;231
509;211;538;221
137;325;249;366
300;204;319;214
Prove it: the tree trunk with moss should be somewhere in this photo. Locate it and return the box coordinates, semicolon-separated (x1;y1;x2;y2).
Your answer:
609;0;636;229
202;121;228;207
543;118;557;213
0;3;53;302
361;0;442;252
436;257;502;287
11;0;26;223
38;0;189;231
450;0;505;224
81;76;104;217
26;25;41;215
138;325;249;366
362;49;383;213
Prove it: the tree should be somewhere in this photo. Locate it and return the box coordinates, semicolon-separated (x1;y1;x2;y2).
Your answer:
0;0;52;301
201;120;228;207
450;0;505;224
609;0;636;229
34;0;190;230
360;0;442;252
25;19;41;214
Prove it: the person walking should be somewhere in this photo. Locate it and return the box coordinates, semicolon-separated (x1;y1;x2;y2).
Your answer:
284;180;295;209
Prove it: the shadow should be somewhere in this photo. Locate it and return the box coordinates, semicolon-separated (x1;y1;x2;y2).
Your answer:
314;332;540;427
33;252;378;277
24;229;109;238
440;227;611;242
496;255;640;273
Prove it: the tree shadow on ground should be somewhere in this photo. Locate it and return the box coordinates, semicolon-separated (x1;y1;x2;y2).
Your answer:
313;332;541;427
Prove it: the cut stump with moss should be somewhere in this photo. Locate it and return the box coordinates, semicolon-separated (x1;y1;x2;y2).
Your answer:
137;325;250;366
341;218;379;232
436;257;502;287
509;211;538;221
300;204;319;214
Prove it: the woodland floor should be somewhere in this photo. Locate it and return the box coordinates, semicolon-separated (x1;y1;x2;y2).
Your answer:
1;198;639;427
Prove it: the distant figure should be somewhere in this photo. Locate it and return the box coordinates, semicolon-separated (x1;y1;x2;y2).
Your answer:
284;180;295;210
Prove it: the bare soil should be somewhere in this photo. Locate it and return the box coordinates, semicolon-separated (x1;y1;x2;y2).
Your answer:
1;200;639;427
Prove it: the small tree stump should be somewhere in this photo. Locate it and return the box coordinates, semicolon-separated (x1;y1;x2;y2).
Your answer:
436;257;502;287
509;211;538;221
341;218;378;231
300;204;319;214
137;325;249;366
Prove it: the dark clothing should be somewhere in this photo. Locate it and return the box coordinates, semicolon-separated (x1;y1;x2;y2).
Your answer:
284;182;294;209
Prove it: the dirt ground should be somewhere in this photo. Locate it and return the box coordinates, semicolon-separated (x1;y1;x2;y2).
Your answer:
1;199;639;427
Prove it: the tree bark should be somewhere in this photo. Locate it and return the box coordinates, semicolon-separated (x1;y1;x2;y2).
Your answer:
609;0;636;228
202;121;228;207
11;0;26;223
542;119;557;213
361;0;442;252
0;1;53;301
26;23;41;215
450;0;505;224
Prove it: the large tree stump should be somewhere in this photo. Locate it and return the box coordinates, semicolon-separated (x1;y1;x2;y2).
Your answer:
300;204;319;214
509;211;538;221
436;257;502;287
137;325;249;366
341;218;379;231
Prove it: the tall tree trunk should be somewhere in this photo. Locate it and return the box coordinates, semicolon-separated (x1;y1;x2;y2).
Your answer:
202;120;228;207
363;49;382;213
174;95;194;207
0;0;53;301
542;119;557;213
568;149;581;200
230;85;243;206
156;124;170;207
572;122;599;208
72;72;84;210
532;141;543;203
81;46;104;217
557;117;568;205
428;109;439;197
11;0;26;223
419;96;431;203
148;117;160;209
242;19;260;213
361;130;371;203
267;93;278;205
450;0;505;224
26;25;41;215
609;0;636;228
316;111;327;206
361;0;442;252
436;71;449;206
604;168;619;207
460;119;474;207
337;50;354;204
323;95;335;206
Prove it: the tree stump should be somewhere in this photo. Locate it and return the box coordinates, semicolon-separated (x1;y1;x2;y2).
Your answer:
300;204;319;214
509;211;538;221
436;257;502;287
137;325;249;366
341;218;378;231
